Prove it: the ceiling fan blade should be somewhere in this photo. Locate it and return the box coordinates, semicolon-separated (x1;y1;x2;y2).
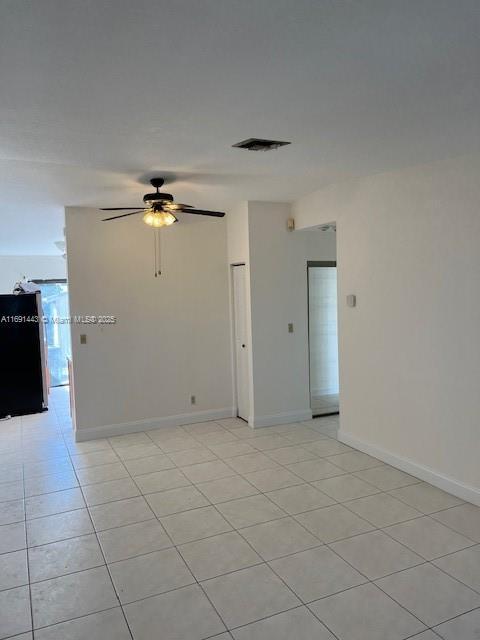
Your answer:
100;207;146;211
180;208;225;218
102;210;145;221
163;202;193;210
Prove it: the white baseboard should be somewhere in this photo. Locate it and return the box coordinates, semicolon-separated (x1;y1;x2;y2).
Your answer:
249;409;313;429
338;430;480;507
75;407;235;442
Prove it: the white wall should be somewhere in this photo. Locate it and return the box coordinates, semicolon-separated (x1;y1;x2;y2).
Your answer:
0;255;66;293
226;202;249;264
247;202;311;424
66;207;233;440
293;154;480;502
225;202;337;427
305;229;337;263
226;202;255;420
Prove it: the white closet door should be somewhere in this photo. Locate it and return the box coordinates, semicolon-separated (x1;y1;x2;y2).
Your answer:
232;265;250;421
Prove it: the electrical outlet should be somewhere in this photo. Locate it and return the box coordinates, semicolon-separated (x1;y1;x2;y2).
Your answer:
190;395;196;405
288;323;294;333
80;334;87;344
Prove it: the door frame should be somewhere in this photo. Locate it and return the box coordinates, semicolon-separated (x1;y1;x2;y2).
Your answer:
307;261;339;417
230;263;250;422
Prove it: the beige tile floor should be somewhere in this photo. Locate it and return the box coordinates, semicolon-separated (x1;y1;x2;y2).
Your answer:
0;388;479;640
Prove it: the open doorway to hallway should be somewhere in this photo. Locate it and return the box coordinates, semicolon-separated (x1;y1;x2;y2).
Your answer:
33;279;72;387
307;224;339;417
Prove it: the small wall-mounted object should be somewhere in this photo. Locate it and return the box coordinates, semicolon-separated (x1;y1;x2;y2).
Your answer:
80;334;87;344
288;323;294;333
287;218;295;231
346;294;356;308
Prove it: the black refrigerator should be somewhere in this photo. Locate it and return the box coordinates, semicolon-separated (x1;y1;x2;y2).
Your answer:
0;293;48;417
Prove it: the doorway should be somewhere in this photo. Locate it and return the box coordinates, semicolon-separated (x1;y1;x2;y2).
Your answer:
231;264;250;421
34;280;72;387
308;262;339;416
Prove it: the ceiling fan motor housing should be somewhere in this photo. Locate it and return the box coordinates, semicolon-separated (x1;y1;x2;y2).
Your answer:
101;176;225;221
143;177;174;206
143;192;174;205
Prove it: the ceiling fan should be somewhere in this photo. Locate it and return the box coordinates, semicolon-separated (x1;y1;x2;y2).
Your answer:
100;178;225;277
101;177;225;227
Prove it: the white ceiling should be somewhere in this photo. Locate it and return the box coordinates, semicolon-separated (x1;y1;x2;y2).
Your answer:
1;0;479;254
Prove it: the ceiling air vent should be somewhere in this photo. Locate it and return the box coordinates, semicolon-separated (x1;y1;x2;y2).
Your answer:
232;138;291;151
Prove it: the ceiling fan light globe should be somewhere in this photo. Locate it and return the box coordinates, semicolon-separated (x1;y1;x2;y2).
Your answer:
142;211;155;226
142;210;177;227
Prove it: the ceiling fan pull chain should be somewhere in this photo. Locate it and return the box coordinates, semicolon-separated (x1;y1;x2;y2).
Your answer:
154;228;158;277
156;227;162;276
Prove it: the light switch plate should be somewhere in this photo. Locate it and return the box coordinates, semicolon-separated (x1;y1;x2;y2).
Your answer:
288;323;294;333
346;294;356;308
80;334;87;344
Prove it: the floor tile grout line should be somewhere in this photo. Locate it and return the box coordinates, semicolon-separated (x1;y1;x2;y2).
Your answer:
373;574;474;633
22;432;35;640
424;555;480;597
3;436;476;526
252;503;477;612
232;602;343;640
193;478;260;507
249;442;477;542
320;488;477;544
239;436;480;589
157;440;480;627
378;521;478;564
23;557;107;588
113;433;234;636
303;604;343;640
296;476;474;559
41;527;326;577
8;422;328;470
349;470;423;492
381;486;465;516
206;499;344;635
28;604;128;636
321;570;432;637
24;502;87;522
23;513;150;549
115;551;266;583
59;428;136;640
173;541;234;634
423;604;480;635
73;426;235;635
203;432;344;640
99;427;332;634
4;414;479;637
19;417;47;640
9;455;480;556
